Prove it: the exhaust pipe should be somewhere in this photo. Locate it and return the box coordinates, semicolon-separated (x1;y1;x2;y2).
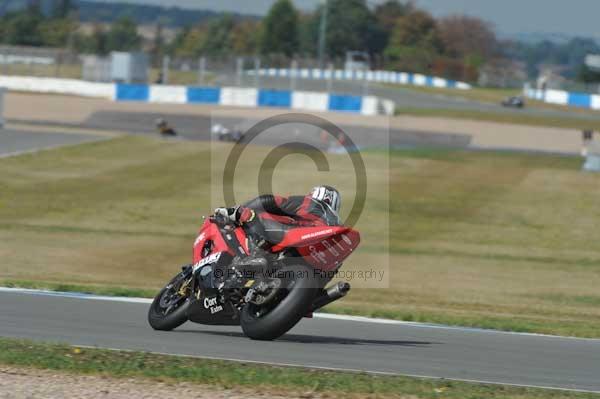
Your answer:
311;282;351;312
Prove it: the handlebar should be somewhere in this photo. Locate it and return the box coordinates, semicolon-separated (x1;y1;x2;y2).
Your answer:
209;214;236;228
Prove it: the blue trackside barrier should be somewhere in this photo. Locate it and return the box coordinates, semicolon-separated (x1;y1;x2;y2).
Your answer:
328;94;362;112
116;83;149;101
568;92;592;108
258;89;292;107
0;76;396;115
187;87;221;104
524;87;600;110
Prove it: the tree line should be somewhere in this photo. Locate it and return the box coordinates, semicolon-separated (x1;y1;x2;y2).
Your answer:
170;0;503;83
0;0;142;54
0;0;598;84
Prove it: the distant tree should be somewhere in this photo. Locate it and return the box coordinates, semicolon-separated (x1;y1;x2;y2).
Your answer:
387;9;442;51
297;12;319;56
503;37;600;79
27;0;42;15
169;26;189;56
384;9;443;72
1;11;44;46
74;24;109;55
316;0;383;59
53;0;75;19
201;15;235;56
150;23;165;64
106;17;142;52
259;0;299;56
173;27;206;58
578;64;600;85
438;15;497;60
561;38;600;79
232;20;260;55
38;17;77;47
374;0;411;36
91;25;109;55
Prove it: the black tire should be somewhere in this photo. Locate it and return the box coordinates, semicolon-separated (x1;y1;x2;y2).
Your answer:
148;270;191;331
240;264;322;341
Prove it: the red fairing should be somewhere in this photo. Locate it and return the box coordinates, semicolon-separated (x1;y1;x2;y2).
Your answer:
297;229;360;271
271;226;349;251
193;218;359;272
272;226;360;271
193;219;250;264
234;227;250;254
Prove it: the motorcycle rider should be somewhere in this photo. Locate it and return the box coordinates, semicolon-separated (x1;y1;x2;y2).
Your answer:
213;185;341;266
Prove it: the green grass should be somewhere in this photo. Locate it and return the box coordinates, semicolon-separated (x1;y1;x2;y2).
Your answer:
1;279;155;298
386;83;600;130
0;337;596;399
2;136;600;337
386;84;520;104
389;83;600;116
396;107;600;131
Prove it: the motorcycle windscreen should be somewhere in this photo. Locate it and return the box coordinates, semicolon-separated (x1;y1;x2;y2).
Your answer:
297;229;360;271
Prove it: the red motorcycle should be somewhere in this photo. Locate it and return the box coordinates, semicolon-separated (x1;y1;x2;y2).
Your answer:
148;210;360;340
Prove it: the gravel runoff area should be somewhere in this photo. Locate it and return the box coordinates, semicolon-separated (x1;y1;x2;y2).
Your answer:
0;367;301;399
4;92;584;154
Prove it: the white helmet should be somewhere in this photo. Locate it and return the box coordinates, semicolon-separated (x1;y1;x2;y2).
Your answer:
310;185;341;214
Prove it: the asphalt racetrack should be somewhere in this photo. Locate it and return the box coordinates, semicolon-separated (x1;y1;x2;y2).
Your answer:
83;110;472;149
0;128;106;157
1;289;599;393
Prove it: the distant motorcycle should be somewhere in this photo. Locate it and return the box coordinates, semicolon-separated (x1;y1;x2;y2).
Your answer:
501;96;525;109
211;123;244;142
155;118;177;136
148;204;360;340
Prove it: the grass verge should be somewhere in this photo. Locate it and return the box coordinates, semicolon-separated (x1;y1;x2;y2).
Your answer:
0;279;156;298
388;84;600;117
396;107;600;131
386;84;520;104
0;337;596;399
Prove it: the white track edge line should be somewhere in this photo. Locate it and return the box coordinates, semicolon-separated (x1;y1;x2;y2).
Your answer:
2;286;600;342
0;136;112;159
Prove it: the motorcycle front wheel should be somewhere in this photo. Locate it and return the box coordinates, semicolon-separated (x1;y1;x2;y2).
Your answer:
240;263;322;341
148;268;192;331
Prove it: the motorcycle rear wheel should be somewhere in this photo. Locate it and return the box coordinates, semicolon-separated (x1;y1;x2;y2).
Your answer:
240;263;322;340
148;269;191;331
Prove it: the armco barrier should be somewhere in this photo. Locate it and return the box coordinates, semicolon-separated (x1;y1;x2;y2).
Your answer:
0;75;395;116
249;68;472;90
525;87;600;110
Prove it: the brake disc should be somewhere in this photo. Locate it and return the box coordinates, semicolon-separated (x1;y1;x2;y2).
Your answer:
247;278;282;306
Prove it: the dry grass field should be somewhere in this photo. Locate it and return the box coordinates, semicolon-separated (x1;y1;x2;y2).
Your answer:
1;136;600;337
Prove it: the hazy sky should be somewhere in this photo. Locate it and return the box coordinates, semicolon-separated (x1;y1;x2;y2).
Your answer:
91;0;600;39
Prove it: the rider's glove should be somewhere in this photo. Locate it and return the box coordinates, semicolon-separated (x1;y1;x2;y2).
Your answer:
214;206;256;225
